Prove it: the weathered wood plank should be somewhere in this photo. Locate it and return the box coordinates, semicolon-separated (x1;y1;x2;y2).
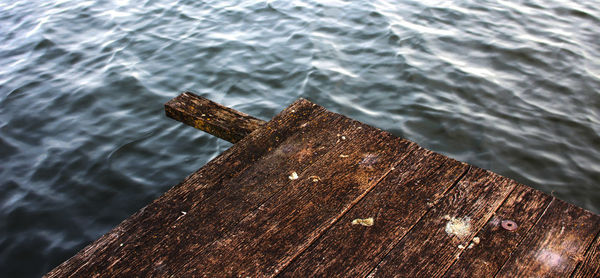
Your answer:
366;167;518;277
174;118;417;277
494;199;600;277
47;94;600;278
126;107;364;276
165;91;266;143
443;184;553;277
45;98;322;277
280;148;469;277
572;229;600;278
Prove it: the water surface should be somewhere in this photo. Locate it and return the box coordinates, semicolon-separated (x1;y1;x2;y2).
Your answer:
1;0;599;276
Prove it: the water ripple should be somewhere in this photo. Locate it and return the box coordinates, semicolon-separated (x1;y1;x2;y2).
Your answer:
0;0;599;276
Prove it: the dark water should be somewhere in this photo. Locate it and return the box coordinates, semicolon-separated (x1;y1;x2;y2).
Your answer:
1;0;599;276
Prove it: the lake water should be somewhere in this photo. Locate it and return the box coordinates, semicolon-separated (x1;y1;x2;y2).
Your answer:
1;0;599;276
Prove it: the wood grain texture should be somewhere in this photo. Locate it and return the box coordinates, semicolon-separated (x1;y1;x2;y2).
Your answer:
366;167;518;278
572;229;600;278
443;184;553;277
45;98;322;277
128;105;370;276
47;95;600;277
280;147;469;277
174;118;417;277
165;91;266;143
495;199;600;278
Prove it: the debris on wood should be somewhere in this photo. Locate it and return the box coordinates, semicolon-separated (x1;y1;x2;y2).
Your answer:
176;211;188;221
444;216;471;239
289;172;298;180
308;176;321;182
352;218;374;226
339;154;349;158
472;236;480;244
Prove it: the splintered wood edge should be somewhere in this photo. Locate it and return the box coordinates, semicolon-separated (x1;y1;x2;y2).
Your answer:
165;91;267;143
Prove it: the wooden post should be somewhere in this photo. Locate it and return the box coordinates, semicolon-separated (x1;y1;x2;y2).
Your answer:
165;92;266;143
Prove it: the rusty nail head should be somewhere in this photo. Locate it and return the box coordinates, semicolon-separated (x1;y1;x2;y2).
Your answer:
501;220;518;231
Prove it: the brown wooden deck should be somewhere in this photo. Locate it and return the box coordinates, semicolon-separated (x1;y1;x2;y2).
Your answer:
46;92;600;277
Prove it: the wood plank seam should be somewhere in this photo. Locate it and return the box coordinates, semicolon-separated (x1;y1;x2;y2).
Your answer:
176;110;338;231
130;108;352;273
176;98;325;192
44;98;326;277
178;111;366;251
48;93;600;277
440;187;554;277
439;195;513;277
491;197;556;278
369;168;521;277
274;144;423;276
171;117;417;276
426;167;519;276
492;198;600;277
276;148;468;277
569;221;600;277
362;165;472;278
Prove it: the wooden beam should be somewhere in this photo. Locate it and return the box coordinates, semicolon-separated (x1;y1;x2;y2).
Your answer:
443;184;553;277
46;95;600;277
365;167;518;277
165;91;266;143
45;98;323;277
573;229;600;277
494;199;600;277
280;148;468;277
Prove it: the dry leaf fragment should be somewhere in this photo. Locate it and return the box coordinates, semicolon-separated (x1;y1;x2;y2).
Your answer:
308;176;321;182
352;218;374;226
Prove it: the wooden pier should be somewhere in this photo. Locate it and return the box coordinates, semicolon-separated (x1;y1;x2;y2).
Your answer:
47;92;600;277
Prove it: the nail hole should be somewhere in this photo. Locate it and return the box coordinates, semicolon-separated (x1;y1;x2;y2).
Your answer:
501;220;518;231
